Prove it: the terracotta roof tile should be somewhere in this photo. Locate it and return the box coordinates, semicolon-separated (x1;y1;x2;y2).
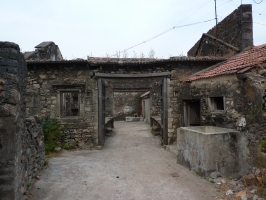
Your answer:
187;44;266;81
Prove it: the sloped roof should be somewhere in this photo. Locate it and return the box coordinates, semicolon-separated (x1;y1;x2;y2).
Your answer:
24;51;35;59
186;44;266;81
35;41;54;48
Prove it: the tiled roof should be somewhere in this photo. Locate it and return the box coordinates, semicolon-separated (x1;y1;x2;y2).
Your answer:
88;56;226;64
169;56;226;61
186;44;266;81
88;57;165;64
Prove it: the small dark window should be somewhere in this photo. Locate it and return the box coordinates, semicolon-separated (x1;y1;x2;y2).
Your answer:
61;91;79;117
209;97;224;111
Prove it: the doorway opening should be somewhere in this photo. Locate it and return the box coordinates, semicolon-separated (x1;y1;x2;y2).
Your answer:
95;72;170;146
183;99;201;126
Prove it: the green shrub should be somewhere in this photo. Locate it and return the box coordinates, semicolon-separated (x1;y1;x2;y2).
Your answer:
261;140;266;153
42;116;62;154
63;143;74;150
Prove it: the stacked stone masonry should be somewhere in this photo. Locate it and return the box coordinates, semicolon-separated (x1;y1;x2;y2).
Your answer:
178;72;266;172
26;62;98;148
0;42;44;200
188;4;253;57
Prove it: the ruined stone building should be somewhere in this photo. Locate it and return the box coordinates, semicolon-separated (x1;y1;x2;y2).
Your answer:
1;3;265;199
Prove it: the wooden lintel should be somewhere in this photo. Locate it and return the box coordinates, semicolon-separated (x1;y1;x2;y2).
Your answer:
94;72;171;79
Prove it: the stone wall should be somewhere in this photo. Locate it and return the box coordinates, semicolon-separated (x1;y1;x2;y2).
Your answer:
114;91;143;120
26;62;98;148
188;4;253;57
26;58;223;146
0;42;44;199
21;116;45;196
192;34;240;58
168;60;219;143
178;72;266;172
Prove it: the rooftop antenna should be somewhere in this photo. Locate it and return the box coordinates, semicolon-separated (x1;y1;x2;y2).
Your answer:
214;0;218;37
214;0;218;55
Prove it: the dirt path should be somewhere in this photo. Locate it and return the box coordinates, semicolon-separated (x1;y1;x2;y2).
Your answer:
29;121;221;200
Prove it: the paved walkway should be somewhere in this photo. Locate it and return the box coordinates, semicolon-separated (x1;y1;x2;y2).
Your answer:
29;121;220;200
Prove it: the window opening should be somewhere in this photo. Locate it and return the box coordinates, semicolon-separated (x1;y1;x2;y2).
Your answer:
209;97;224;111
61;91;79;117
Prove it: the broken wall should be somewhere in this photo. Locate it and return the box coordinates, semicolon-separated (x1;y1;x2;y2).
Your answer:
188;4;253;57
178;73;266;173
24;42;63;61
168;58;223;143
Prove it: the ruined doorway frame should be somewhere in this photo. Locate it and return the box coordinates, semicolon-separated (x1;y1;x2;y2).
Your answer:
183;99;201;126
95;72;171;146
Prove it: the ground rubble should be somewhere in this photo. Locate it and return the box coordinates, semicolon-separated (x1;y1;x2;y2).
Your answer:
209;168;266;200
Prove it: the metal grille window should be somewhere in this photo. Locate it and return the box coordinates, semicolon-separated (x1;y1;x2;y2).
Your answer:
61;91;80;117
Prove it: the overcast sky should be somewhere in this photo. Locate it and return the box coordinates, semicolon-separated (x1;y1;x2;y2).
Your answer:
1;0;265;59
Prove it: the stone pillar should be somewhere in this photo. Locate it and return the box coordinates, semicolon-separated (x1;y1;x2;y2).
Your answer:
240;4;253;50
0;42;27;199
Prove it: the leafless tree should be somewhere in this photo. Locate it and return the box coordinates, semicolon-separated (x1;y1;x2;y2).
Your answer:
140;52;145;58
115;51;121;58
132;51;138;58
123;50;128;58
148;48;155;58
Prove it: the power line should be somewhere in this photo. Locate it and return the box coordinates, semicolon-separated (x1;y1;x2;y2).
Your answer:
175;0;212;25
113;19;216;56
220;0;266;17
254;21;266;25
253;0;263;4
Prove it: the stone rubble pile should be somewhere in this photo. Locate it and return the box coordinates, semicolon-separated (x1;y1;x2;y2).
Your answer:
209;169;266;200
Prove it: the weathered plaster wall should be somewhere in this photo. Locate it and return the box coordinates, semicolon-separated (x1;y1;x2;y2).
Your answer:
142;97;151;124
26;63;98;148
188;4;253;57
0;42;45;199
177;126;241;177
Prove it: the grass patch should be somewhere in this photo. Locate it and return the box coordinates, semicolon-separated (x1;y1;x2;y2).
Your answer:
42;116;62;154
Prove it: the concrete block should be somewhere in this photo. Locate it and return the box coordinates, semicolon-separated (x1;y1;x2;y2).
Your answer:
176;126;241;177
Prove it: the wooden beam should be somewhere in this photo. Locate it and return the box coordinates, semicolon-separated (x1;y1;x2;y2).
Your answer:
162;78;168;145
94;72;171;78
113;88;150;92
98;78;103;146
